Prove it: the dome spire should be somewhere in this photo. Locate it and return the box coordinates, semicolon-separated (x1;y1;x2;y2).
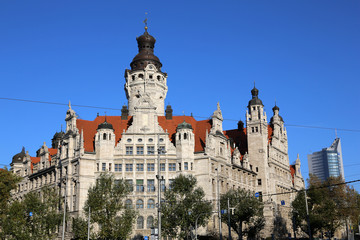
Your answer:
143;12;148;32
130;19;162;71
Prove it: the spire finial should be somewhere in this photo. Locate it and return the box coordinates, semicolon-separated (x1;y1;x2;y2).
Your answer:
143;12;148;32
275;98;277;106
61;124;63;132
335;128;338;139
254;81;256;88
68;100;71;109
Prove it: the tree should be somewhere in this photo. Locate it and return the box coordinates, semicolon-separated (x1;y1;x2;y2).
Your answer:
0;168;21;238
272;215;288;240
291;175;360;239
2;187;63;240
161;174;213;239
72;217;89;240
220;188;265;240
75;173;136;240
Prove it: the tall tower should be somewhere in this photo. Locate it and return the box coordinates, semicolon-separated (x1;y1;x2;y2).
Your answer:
124;27;168;116
245;86;269;196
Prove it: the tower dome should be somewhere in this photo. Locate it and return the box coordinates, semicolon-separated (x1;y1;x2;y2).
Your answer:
248;86;263;107
177;120;193;130
130;28;162;71
12;147;26;164
97;118;113;130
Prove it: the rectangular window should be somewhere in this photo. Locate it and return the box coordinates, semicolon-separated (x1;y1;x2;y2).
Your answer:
126;179;133;191
126;164;133;172
160;179;166;192
137;146;144;155
169;163;176;171
115;164;122;172
147;146;155;155
258;179;262;186
160;163;165;171
102;163;106;171
147;163;155;172
147;179;155;192
184;162;188;170
251;127;255;133
136;179;144;192
136;163;144;171
168;179;174;190
178;163;181;171
159;146;165;155
126;146;133;155
97;163;99;172
109;163;112;172
255;127;259;132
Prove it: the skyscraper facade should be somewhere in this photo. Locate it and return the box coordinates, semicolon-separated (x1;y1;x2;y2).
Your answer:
308;138;344;181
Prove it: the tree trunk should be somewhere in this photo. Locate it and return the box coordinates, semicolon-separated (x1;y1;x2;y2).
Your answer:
238;220;243;240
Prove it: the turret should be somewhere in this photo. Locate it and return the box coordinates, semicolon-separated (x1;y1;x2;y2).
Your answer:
175;120;194;172
65;101;77;133
95;117;115;160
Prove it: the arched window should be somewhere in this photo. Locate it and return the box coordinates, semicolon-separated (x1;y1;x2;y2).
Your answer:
137;216;144;229
184;133;187;140
125;199;132;209
109;134;111;140
98;135;100;141
147;199;155;209
147;216;154;228
103;133;107;140
136;199;144;209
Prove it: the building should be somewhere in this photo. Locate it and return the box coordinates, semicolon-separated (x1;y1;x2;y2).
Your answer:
308;138;344;181
10;27;304;239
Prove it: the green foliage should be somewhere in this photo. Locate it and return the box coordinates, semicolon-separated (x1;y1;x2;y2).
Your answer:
79;173;136;240
0;168;21;239
291;175;360;238
72;217;89;240
220;188;265;240
272;215;288;240
1;187;62;240
161;174;212;239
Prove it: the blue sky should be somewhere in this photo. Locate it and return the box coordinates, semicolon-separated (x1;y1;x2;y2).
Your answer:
0;0;359;190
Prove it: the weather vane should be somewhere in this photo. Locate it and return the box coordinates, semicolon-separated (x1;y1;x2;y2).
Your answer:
143;12;148;31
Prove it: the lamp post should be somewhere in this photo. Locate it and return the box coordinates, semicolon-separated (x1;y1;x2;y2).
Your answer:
87;206;91;240
215;168;222;240
61;175;67;240
157;135;164;240
304;189;312;240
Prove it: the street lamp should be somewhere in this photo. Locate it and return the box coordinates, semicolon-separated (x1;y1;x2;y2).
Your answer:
215;168;222;240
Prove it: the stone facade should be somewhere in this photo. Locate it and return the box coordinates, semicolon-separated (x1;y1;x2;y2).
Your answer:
10;28;304;239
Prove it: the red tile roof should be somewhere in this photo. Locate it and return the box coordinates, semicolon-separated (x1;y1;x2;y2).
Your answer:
290;165;296;184
158;116;212;152
75;115;275;155
77;116;132;152
30;157;40;172
48;148;57;156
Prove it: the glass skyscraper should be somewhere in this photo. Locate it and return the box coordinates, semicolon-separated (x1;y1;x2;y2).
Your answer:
307;138;344;181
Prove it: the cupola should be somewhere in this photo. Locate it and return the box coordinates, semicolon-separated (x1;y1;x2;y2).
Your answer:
130;27;162;71
248;86;263;107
